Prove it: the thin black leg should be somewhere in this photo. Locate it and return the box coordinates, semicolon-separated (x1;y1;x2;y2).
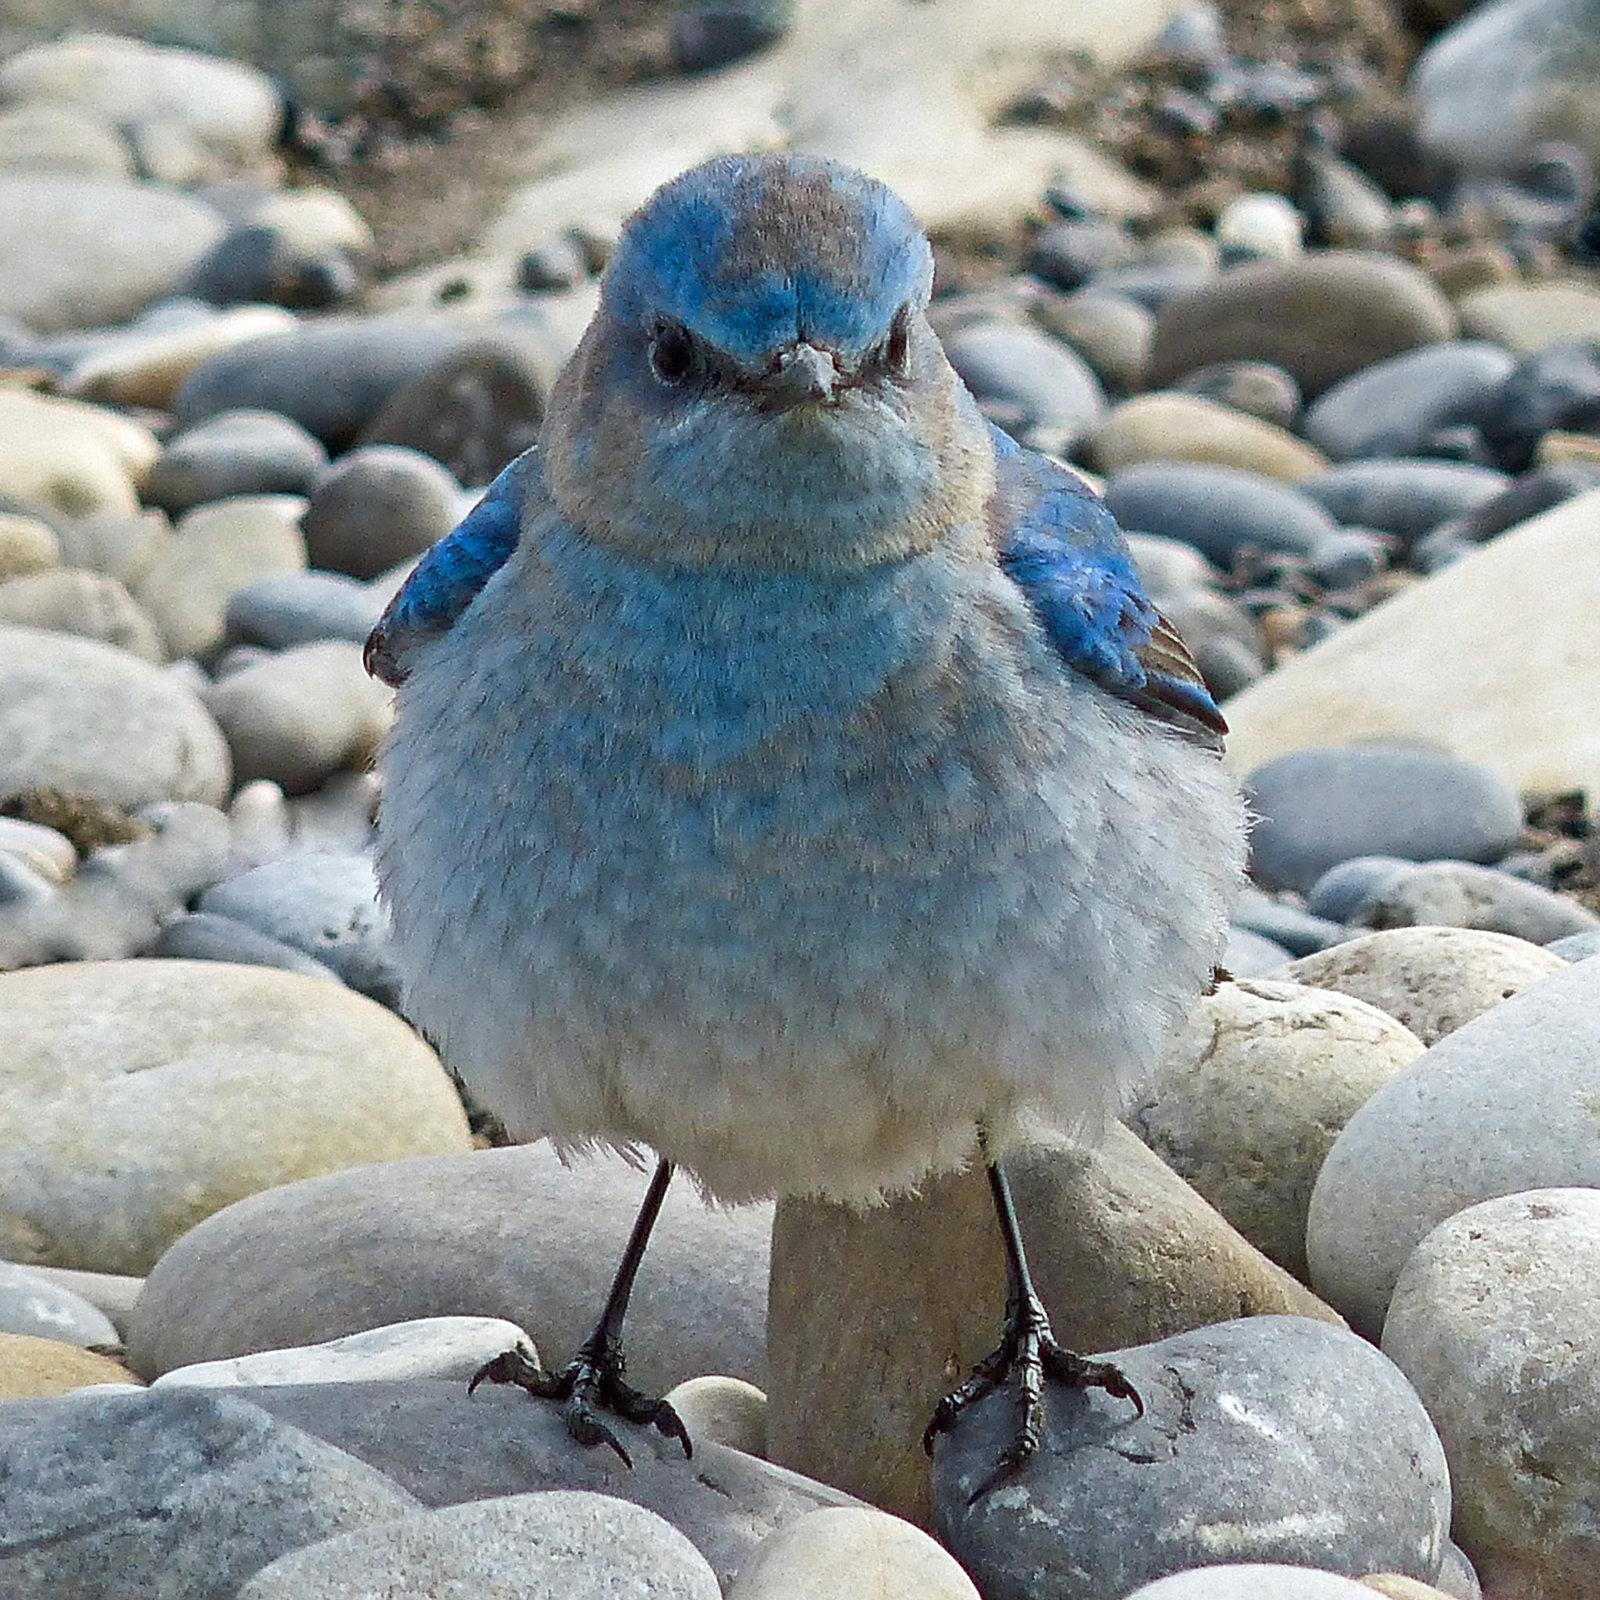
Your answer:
923;1157;1141;1500
468;1156;692;1466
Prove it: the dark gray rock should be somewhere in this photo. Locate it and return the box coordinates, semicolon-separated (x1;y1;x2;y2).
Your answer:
196;851;398;1003
143;410;329;517
1245;745;1524;893
223;570;388;650
1025;219;1137;291
931;1316;1452;1600
181;224;360;311
1478;339;1600;472
1301;339;1515;461
144;911;345;982
1102;462;1341;568
242;1380;853;1591
300;444;461;580
1230;888;1347;955
0;1259;119;1345
173;316;480;450
671;0;795;72
0;1385;420;1599
1359;860;1600;945
1298;459;1510;547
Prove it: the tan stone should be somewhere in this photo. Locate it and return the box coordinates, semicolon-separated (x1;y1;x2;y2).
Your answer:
1456;280;1600;353
0;514;61;578
1222;488;1600;803
664;1374;768;1459
0;389;159;517
1084;391;1328;481
1286;926;1567;1046
0;1331;136;1398
767;1122;1341;1523
1359;1577;1457;1599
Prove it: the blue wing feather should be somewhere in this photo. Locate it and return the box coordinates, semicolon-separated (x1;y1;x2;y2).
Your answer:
364;449;544;686
988;425;1226;746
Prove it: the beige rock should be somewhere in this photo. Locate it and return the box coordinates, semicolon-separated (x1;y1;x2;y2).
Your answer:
0;514;61;578
135;495;306;659
1132;980;1424;1279
1456;281;1600;354
1383;1189;1600;1600
57;508;174;591
0;102;131;176
0;1331;135;1398
63;306;297;411
0;959;472;1275
728;1506;980;1600
665;1375;768;1459
246;188;375;259
1537;429;1600;469
767;1121;1341;1523
1222;488;1600;804
1286;926;1567;1046
1359;1578;1458;1599
1084;391;1328;481
0;390;159;518
0;815;76;883
0;569;164;660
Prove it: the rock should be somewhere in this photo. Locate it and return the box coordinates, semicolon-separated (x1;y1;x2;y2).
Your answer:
932;1316;1451;1600
18;1263;143;1339
1306;955;1600;1336
154;1316;535;1390
1305;857;1421;922
1382;1188;1600;1600
61;307;298;412
0;801;234;971
1285;926;1567;1044
1295;146;1397;249
1083;392;1327;480
0;1330;133;1397
55;507;174;591
1030;289;1153;393
144;910;345;983
0;102;131;177
664;1374;768;1458
195;851;399;1001
182;223;361;312
1301;342;1517;462
0;815;76;883
727;1506;980;1600
173;315;481;450
300;445;462;580
0;388;159;519
204;642;392;795
1131;979;1424;1279
1545;927;1600;960
1222;489;1600;801
0;1385;421;1598
223;570;388;651
1225;926;1296;975
0;569;165;661
0;174;226;333
1411;0;1600;173
0;959;472;1275
0;1259;119;1346
1230;888;1348;955
1358;860;1600;944
1360;1576;1466;1600
126;1143;770;1401
1215;191;1305;260
238;1379;858;1588
357;332;549;489
0;34;283;179
1025;218;1138;290
942;321;1106;452
1298;461;1510;548
1148;253;1456;398
1245;745;1524;894
142;409;328;516
1172;360;1302;429
0;515;61;582
0;627;230;808
768;1122;1339;1523
1101;461;1341;569
239;1489;722;1599
1125;1570;1403;1598
1458;284;1600;358
1474;339;1600;472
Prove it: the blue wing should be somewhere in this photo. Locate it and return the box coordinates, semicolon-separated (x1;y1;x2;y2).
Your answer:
988;425;1227;747
364;449;544;687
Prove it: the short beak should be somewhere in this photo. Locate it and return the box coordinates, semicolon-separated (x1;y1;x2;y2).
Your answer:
760;341;840;409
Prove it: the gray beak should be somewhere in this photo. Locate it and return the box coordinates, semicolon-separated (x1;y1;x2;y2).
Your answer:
762;341;840;408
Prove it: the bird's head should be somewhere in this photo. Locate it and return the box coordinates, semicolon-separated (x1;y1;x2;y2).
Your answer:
541;153;993;573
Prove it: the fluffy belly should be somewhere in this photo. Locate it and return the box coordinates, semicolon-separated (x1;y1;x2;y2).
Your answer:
376;547;1244;1202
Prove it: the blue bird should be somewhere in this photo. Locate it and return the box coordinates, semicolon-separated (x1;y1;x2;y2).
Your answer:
368;152;1245;1488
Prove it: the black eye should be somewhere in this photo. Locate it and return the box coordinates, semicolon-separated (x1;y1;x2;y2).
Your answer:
882;305;912;376
648;320;698;384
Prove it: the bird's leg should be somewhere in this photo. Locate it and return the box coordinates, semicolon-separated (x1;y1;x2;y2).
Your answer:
468;1156;692;1467
923;1155;1141;1500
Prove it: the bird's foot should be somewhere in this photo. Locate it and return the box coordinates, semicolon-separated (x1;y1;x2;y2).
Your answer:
468;1339;692;1468
922;1292;1142;1502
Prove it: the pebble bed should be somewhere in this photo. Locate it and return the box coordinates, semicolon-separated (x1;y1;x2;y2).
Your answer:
1;3;1599;1598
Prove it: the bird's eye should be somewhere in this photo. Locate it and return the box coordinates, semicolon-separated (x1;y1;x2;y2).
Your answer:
881;305;912;377
648;320;699;384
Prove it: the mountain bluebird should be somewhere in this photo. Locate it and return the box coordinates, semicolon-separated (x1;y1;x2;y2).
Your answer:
367;152;1246;1486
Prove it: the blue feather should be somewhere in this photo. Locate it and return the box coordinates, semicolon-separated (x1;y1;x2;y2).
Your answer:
364;450;541;686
